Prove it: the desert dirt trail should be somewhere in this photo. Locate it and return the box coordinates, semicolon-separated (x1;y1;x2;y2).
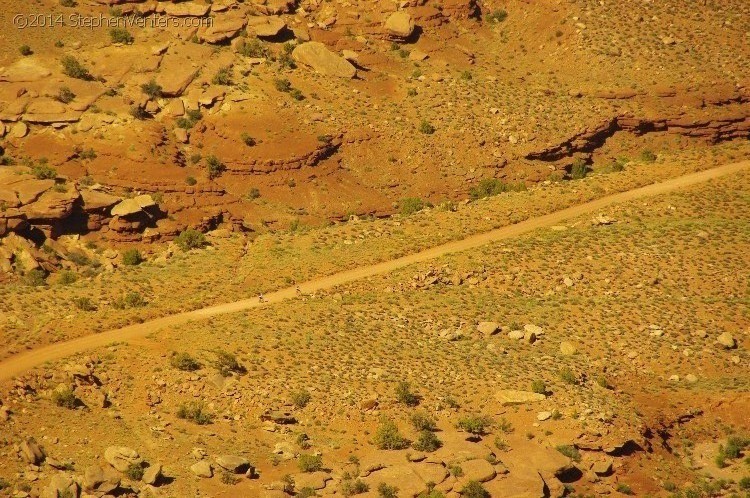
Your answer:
1;160;748;381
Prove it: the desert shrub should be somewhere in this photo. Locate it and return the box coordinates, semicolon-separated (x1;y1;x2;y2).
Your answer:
185;176;197;186
485;9;508;23
238;39;268;58
56;86;76;103
291;389;311;409
176;401;213;424
556;445;581;462
247;187;261;199
596;375;611;389
418;119;435;134
73;297;96;311
121;249;143;266
615;483;633;495
60;0;76;6
417;490;446;498
58;270;77;285
461;481;489;498
0;478;9;490
278;44;296;69
457;415;493;436
531;379;547;394
724;435;749;459
125;462;144;480
25;269;47;287
374;418;409;450
112;291;146;309
469;178;526;199
296;433;311;449
274;78;293;92
170;352;201;371
395;380;419;406
110;28;134;44
19;45;33;56
141;79;163;98
52;387;77;408
341;477;369;496
241;133;256;147
400;197;425;216
494;436;509;451
77;148;97;160
297;487;316;498
739;477;750;490
175;228;206;250
176;109;203;129
67;251;89;266
298;454;323;472
378;483;398;498
30;163;57;180
559;367;578;385
220;471;240;485
407;88;418;97
213;350;245;376
130;105;149;120
569;158;589;179
497;417;514;434
212;66;233;86
640;149;657;163
410;411;437;431
61;56;92;80
290;88;305;101
205;155;226;179
413;430;442;452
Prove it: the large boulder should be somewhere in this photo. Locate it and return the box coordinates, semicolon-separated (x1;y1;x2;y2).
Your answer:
247;16;287;38
385;11;415;39
716;332;736;349
215;455;252;473
104;446;141;472
83;465;121;493
162;2;210;16
41;475;79;498
199;14;247;43
0;59;52;82
143;463;163;485
476;322;500;337
20;437;45;464
292;42;357;79
496;390;546;406
190;461;213;478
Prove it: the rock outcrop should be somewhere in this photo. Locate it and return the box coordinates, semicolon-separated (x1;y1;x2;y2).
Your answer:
292;42;357;79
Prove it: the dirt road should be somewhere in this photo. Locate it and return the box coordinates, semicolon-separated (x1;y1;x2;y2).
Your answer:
1;160;747;381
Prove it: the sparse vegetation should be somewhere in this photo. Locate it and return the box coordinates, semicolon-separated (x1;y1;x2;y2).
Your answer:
170;352;201;371
141;79;163;98
175;229;206;251
457;415;493;436
61;56;92;80
469;178;526;199
556;445;581;462
205;155;226;179
56;86;76;104
418;120;436;134
52;387;77;409
291;389;312;409
374;418;409;450
110;28;134;44
298;454;323;472
121;249;143;266
176;401;214;425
